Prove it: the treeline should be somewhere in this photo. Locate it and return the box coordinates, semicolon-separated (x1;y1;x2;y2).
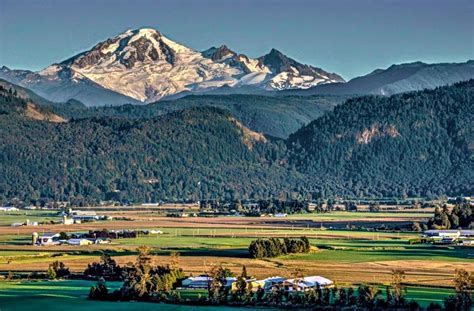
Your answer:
248;237;311;258
427;203;473;229
88;247;184;301
200;199;310;215
83;250;472;310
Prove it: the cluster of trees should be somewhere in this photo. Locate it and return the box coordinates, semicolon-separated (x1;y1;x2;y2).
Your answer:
444;269;473;310
84;253;122;281
200;199;311;215
88;247;185;301
47;261;70;279
248;237;311;259
86;249;473;310
427;203;473;229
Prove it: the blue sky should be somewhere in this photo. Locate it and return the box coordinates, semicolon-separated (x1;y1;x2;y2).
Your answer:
0;0;472;79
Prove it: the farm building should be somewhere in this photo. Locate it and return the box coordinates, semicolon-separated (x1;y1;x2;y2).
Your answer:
423;230;461;238
181;276;211;289
261;276;333;292
181;276;236;289
62;216;75;225
67;238;93;246
262;277;288;290
280;276;334;291
422;230;474;244
0;206;19;211
37;233;60;245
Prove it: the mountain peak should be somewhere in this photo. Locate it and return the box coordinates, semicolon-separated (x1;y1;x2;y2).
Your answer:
202;44;236;61
268;48;284;56
61;26;178;70
1;28;347;105
258;48;293;73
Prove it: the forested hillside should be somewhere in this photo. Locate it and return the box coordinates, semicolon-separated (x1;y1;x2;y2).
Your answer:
0;81;473;204
288;80;474;197
49;94;345;139
0;93;301;204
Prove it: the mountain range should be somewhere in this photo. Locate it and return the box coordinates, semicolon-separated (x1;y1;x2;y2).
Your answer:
285;60;474;96
1;27;472;107
0;28;343;106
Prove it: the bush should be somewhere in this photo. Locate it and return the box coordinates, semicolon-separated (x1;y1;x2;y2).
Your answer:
48;261;70;279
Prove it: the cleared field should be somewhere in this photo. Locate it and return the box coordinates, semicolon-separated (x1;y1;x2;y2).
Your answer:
0;211;430;235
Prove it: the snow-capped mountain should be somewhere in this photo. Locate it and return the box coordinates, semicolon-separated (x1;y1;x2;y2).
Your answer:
0;27;344;106
284;60;474;96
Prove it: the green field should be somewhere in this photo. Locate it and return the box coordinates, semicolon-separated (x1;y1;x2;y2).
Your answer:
0;210;58;226
0;228;470;266
0;280;453;309
0;280;270;311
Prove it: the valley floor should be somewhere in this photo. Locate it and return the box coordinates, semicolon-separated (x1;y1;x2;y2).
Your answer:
0;210;471;308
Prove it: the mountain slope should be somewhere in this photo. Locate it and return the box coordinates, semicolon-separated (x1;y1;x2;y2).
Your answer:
287;61;474;96
0;79;66;122
0;104;298;203
0;65;140;107
288;80;474;197
44;94;346;139
0;28;343;106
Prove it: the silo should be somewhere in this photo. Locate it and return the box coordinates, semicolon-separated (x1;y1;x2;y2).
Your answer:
32;232;38;245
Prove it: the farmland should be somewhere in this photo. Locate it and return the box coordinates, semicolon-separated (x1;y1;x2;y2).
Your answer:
0;279;455;310
0;208;472;308
0;280;239;311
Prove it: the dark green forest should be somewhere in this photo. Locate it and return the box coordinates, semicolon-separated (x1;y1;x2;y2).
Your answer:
288;80;474;198
48;94;345;139
0;80;473;204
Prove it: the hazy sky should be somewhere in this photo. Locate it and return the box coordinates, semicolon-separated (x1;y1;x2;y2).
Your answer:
1;0;472;79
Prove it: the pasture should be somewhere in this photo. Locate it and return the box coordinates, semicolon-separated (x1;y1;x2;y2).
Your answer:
0;280;239;311
0;279;454;309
